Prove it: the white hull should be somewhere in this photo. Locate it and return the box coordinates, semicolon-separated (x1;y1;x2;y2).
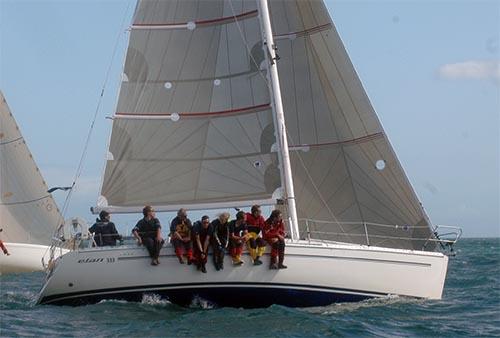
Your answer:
37;241;449;307
0;243;56;274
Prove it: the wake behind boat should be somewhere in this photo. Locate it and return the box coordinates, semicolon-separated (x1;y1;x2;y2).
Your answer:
38;0;461;307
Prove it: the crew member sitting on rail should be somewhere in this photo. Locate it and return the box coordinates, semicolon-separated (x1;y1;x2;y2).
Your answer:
245;205;267;265
193;215;212;273
170;208;193;265
228;211;249;266
89;210;121;247
132;206;164;266
210;212;230;271
263;209;287;269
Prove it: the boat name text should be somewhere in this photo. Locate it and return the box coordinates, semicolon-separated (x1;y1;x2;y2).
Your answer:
77;257;115;264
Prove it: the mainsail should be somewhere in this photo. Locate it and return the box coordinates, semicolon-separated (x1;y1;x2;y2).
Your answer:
98;0;435;250
99;0;281;211
0;91;63;246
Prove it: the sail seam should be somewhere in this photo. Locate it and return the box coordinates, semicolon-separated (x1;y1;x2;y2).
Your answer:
0;136;23;145
345;152;419;222
289;132;383;149
275;23;332;40
0;195;51;206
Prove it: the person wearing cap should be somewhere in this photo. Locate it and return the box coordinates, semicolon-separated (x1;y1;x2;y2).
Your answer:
228;211;249;266
210;212;230;270
132;206;164;266
0;229;10;256
245;205;267;265
89;211;121;247
192;215;212;273
170;208;193;264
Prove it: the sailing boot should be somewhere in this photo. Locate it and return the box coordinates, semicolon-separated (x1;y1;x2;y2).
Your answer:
278;252;287;269
269;256;278;269
278;241;287;269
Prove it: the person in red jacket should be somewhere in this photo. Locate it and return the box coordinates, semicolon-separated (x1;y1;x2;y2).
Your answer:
263;210;287;269
245;205;267;265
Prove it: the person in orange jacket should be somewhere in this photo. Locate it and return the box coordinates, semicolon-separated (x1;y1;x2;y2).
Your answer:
263;210;287;269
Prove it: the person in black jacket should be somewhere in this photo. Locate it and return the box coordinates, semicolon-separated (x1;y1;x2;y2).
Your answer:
132;206;164;266
89;211;121;247
210;212;230;270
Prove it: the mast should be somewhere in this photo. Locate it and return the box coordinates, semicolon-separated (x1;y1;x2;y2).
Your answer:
256;0;300;241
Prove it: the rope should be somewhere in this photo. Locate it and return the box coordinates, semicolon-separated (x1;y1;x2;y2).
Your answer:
59;0;133;219
45;1;134;266
227;0;270;86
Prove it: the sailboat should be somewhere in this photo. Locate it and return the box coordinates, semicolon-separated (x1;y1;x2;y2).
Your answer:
0;91;65;273
37;0;460;307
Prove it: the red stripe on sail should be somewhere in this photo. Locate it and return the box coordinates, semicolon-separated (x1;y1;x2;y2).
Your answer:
115;103;271;118
132;10;258;28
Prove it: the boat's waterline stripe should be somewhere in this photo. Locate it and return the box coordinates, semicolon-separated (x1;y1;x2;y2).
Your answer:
131;10;258;30
39;282;387;305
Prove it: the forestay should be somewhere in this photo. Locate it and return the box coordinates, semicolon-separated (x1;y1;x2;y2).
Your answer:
0;91;63;246
268;0;435;250
99;0;282;211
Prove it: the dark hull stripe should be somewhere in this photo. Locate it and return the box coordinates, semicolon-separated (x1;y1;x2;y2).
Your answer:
39;282;385;307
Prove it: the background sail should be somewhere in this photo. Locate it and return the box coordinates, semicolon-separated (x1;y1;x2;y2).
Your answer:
100;0;282;210
0;91;63;246
268;0;435;250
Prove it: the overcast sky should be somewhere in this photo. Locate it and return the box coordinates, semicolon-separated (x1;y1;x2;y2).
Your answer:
0;0;498;237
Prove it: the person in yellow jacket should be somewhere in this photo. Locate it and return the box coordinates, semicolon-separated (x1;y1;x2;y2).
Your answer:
245;205;267;265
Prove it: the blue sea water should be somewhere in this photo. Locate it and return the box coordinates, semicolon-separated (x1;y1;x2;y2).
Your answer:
0;238;499;337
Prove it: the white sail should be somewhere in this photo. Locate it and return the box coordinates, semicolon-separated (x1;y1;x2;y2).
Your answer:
0;91;63;246
268;0;435;250
98;0;435;250
99;0;282;211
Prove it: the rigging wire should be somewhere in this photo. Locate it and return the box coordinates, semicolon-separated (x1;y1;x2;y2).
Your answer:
59;1;133;220
45;2;135;267
227;0;271;86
